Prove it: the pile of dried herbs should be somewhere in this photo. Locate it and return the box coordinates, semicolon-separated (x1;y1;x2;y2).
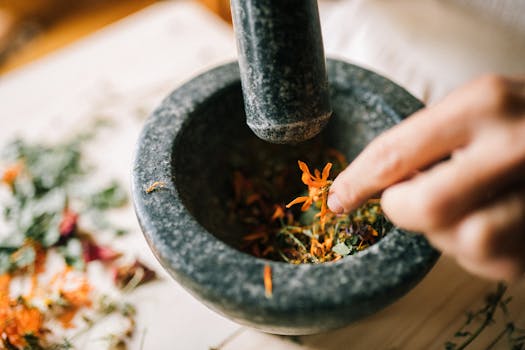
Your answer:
0;128;156;349
230;150;392;264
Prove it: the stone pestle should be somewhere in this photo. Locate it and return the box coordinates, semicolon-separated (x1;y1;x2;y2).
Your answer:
230;0;332;144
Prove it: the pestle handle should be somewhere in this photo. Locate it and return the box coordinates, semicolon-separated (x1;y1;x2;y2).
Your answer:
231;0;332;144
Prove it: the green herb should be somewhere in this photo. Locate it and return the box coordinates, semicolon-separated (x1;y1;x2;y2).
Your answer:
89;181;128;210
21;334;45;350
58;238;85;270
3;139;83;196
1;134;128;267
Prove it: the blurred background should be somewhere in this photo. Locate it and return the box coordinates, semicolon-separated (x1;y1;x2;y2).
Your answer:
0;0;231;74
0;0;524;103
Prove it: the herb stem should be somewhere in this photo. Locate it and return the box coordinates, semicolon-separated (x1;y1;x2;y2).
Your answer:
280;231;307;253
455;316;492;350
454;284;507;350
484;323;512;350
121;266;146;294
139;327;148;350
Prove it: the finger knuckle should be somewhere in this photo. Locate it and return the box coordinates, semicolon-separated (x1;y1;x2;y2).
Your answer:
414;193;450;230
424;231;452;254
369;138;403;181
380;188;403;226
475;74;513;112
458;216;496;262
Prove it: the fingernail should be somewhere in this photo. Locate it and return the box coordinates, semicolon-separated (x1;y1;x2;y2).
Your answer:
327;193;344;214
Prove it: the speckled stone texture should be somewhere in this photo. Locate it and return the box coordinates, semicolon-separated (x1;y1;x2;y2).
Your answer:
132;59;440;335
231;0;331;144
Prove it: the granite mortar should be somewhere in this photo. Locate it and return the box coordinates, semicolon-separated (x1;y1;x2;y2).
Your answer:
132;59;440;335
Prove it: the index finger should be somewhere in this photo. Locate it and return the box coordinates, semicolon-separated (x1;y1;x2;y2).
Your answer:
327;96;473;214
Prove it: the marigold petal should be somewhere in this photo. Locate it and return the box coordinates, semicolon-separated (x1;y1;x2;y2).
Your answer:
286;196;309;208
1;163;22;187
245;193;260;205
243;232;268;241
297;160;310;175
321;162;333;180
264;264;272;298
271;206;285;221
301;172;313;186
308;179;326;188
300;198;313;211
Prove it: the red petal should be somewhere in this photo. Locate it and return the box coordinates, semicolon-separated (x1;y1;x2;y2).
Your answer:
59;210;78;237
83;240;122;263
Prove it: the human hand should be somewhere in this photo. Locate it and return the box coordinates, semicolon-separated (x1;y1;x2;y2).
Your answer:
327;75;525;281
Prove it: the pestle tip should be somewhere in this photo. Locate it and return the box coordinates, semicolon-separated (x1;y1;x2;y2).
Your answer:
248;111;332;144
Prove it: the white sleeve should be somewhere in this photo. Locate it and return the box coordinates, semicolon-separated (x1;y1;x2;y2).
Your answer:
319;0;525;103
444;0;525;35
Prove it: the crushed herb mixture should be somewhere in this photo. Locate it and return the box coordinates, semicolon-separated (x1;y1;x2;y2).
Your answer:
231;150;392;264
0;127;156;349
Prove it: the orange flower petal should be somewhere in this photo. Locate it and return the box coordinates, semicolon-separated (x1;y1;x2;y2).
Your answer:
321;162;333;180
264;264;272;298
286;196;309;208
301;172;314;186
245;193;260;205
271;206;285;221
297;160;311;176
243;232;268;241
1;163;22;187
324;236;333;251
300;198;313;211
304;178;322;188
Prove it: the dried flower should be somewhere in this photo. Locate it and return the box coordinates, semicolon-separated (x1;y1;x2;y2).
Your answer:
49;268;92;328
271;206;285;222
59;209;78;238
263;265;272;298
82;240;122;263
114;260;157;290
286;161;332;230
1;163;22;188
145;181;166;194
0;275;45;347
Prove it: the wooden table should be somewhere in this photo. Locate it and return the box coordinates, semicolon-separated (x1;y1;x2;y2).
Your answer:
0;1;523;349
0;0;232;75
0;0;160;74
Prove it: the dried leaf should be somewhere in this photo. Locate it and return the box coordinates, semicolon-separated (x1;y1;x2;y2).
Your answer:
332;243;350;256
